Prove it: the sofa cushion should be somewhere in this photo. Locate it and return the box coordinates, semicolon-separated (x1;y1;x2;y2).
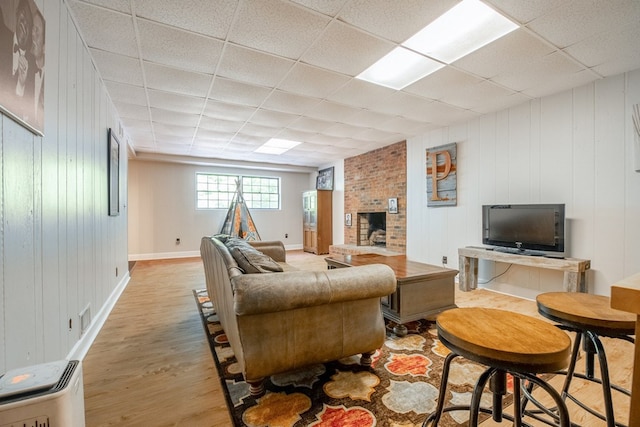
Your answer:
225;237;283;274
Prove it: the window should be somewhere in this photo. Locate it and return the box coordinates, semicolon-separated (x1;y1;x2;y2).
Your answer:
196;173;280;210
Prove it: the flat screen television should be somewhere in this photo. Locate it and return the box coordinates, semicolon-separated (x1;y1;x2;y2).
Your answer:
482;204;565;256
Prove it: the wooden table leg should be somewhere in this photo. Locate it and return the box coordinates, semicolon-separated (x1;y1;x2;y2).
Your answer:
459;255;478;291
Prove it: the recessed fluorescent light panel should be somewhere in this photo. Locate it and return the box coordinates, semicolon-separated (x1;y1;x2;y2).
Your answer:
358;0;517;90
356;47;444;90
255;138;302;155
403;0;518;64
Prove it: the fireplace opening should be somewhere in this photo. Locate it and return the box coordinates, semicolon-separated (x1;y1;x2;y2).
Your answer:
357;212;386;246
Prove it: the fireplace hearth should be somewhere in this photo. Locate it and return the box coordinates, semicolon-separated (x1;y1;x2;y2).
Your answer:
357;212;386;246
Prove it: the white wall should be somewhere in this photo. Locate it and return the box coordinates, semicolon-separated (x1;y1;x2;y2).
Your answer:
128;160;312;259
0;0;129;372
407;69;640;298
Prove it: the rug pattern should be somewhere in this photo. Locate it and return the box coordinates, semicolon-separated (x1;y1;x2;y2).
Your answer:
194;289;512;427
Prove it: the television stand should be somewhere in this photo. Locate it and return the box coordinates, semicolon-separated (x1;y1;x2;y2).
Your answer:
458;247;591;292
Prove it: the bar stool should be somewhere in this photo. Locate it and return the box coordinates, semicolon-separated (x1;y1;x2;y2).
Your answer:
537;292;635;427
423;307;572;426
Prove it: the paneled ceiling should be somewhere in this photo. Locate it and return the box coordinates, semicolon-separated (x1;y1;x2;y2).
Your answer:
67;0;640;169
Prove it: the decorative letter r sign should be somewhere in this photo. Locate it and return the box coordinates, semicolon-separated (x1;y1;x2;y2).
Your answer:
426;142;457;207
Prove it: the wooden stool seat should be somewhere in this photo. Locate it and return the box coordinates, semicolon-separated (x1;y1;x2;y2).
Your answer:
424;307;572;426
536;292;635;427
537;292;636;336
437;307;571;373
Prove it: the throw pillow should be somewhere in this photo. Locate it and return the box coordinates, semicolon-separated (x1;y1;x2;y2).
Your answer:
230;246;283;274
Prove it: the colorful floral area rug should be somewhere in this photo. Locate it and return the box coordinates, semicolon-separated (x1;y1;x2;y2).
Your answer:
194;289;513;427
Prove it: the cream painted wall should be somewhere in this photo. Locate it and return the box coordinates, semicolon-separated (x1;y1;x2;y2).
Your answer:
128;160;312;259
0;0;129;372
407;69;640;299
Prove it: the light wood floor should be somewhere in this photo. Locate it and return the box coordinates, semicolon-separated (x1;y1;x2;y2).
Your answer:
83;251;633;426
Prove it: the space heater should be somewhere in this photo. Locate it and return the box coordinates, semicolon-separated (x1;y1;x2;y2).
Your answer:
0;360;85;427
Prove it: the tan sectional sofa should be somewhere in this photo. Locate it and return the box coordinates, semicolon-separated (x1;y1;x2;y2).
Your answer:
200;235;397;396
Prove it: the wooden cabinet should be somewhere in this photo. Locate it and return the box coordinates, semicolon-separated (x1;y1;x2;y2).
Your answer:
302;190;332;254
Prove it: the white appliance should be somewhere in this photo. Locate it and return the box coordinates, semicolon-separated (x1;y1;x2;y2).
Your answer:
0;360;85;427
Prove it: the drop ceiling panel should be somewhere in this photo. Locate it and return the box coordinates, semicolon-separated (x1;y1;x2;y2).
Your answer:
494;51;592;96
153;124;196;138
287;117;333;133
203;100;257;122
115;103;149;121
106;82;148;105
154;135;193;146
338;0;458;43
137;20;223;74
261;90;322;115
217;44;296;87
151;108;201;127
250;109;301;128
198;117;243;133
195;128;238;141
327;79;396;110
228;0;331;60
341;109;394;129
68;1;138;57
277;63;351;99
209;78;272;107
452;29;556;81
66;0;640;168
134;0;238;39
236;123;280;138
301;21;394;76
322;123;367;139
147;90;205;115
485;0;562;24
371;92;437;121
89;49;143;86
305;100;362;122
377;117;435;135
415;102;480;125
121;118;153;134
566;24;640;77
144;63;213;97
290;0;349;17
524;0;640;49
75;0;131;14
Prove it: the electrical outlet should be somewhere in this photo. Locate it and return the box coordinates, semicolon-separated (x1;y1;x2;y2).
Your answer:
285;233;288;238
176;238;181;245
442;256;448;264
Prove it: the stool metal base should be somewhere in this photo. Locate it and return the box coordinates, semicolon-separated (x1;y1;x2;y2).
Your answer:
423;352;571;427
556;326;633;427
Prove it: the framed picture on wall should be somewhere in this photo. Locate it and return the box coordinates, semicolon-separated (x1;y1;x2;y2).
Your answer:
108;128;120;216
316;167;334;191
388;198;398;214
0;0;46;136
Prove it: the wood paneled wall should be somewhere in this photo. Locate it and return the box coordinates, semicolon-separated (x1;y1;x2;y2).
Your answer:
407;69;640;298
0;0;128;372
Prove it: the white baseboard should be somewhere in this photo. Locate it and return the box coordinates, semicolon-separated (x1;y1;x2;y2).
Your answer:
67;272;131;361
129;251;201;261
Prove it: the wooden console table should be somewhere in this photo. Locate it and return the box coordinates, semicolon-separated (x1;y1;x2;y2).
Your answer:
458;247;591;292
325;254;458;335
611;272;640;427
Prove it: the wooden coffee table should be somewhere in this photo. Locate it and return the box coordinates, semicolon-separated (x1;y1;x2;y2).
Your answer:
325;254;458;335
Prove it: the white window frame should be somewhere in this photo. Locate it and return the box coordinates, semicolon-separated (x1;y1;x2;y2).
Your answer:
196;173;280;210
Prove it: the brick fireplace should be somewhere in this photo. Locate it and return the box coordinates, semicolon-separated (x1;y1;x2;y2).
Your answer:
357;212;386;246
344;141;406;253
